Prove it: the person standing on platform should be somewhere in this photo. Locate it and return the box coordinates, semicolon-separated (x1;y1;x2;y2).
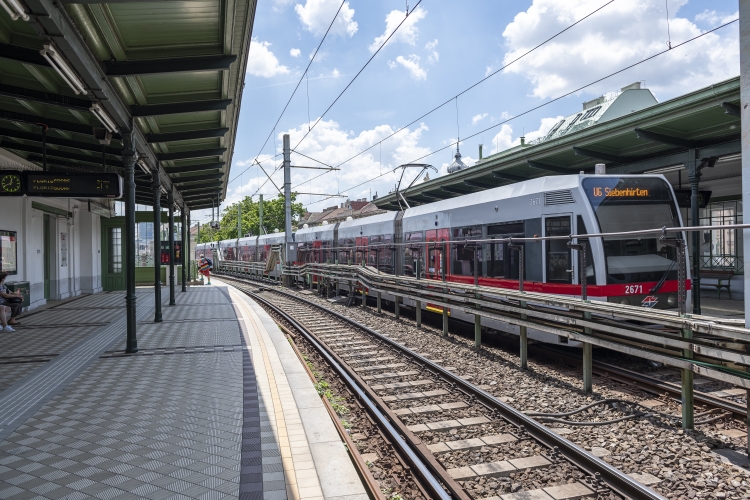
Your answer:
199;254;212;285
0;272;22;327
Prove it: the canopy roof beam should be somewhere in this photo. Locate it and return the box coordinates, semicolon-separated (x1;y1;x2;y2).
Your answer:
0;83;92;110
0;108;97;136
492;170;526;182
132;99;232;117
634;128;699;148
172;173;224;184
164;163;224;174
147;128;229;143
572;146;629;164
527;160;575;174
157;148;226;162
464;179;498;189
0;126;121;155
2;141;123;166
104;55;237;76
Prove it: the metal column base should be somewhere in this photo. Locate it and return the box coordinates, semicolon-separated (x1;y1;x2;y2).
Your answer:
474;314;481;350
442;308;449;336
377;292;382;314
394;296;400;319
519;326;527;370
583;342;593;393
416;301;421;328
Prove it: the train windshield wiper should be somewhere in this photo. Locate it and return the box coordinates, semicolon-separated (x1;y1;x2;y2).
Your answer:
649;260;676;293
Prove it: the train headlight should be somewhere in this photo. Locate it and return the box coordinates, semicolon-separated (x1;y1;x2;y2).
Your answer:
620;298;630;305
667;295;677;306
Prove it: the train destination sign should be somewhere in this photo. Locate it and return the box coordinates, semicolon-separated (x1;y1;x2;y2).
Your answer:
0;171;123;198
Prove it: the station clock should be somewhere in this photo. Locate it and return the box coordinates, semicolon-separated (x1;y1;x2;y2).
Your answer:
0;172;21;195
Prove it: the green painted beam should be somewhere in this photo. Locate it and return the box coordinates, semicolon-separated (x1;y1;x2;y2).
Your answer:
3;141;123;166
172;173;224;184
0;127;121;155
0;109;95;136
163;162;225;174
157;148;226;162
0;44;49;67
132;99;232;117
492;170;526;182
104;55;237;76
146;128;228;143
464;179;498;189
179;183;223;193
0;84;92;110
527;160;573;174
634;128;699;148
572;146;629;164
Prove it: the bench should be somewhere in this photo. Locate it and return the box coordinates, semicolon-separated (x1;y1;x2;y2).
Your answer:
700;269;735;299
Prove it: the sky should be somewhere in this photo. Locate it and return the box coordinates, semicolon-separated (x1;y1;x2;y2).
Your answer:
191;0;740;223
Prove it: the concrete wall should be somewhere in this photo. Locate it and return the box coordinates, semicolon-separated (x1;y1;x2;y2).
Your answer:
0;197;102;310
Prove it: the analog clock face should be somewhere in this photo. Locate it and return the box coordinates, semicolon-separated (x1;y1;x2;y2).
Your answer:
1;174;21;194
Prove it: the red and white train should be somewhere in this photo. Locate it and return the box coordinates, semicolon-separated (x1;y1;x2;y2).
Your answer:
197;174;688;344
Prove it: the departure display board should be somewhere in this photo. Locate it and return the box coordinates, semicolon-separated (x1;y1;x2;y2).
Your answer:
0;171;123;198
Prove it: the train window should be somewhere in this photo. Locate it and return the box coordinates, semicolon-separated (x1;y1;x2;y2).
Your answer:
404;232;423;277
451;226;481;276
545;216;572;284
576;216;596;285
487;222;524;279
340;237;355;264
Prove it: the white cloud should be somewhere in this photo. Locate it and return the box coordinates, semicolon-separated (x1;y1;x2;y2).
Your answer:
485;66;494;77
695;9;738;26
290;48;301;57
425;39;439;64
272;0;294;11
393;55;427;80
502;0;739;100
295;0;357;37
369;7;427;53
387;60;397;69
247;39;290;78
330;68;340;78
488;115;563;154
233;120;432;211
472;113;488;125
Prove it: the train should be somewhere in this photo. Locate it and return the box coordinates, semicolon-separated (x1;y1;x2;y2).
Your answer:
196;174;689;344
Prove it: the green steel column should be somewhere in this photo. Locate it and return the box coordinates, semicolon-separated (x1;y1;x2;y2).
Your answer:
151;173;162;323
168;191;176;305
259;194;264;235
416;300;421;328
122;127;138;353
187;212;191;283
682;327;695;428
474;314;481;350
689;150;702;315
181;207;187;292
362;284;366;307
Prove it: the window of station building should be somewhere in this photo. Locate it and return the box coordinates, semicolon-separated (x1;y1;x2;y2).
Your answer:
108;227;122;274
699;200;743;273
486;222;524;279
404;231;423;277
0;230;17;274
451;226;482;276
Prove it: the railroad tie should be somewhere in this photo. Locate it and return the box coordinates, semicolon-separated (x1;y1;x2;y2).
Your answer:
406;416;491;433
477;481;595;500
347;356;395;365
427;433;517;454
447;454;551;480
371;379;433;391
381;388;448;401
354;362;408;373
394;401;468;415
360;371;416;381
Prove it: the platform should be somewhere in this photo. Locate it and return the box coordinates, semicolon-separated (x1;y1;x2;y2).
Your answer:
0;284;367;500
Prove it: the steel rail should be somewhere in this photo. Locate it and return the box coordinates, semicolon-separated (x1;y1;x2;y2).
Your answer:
534;345;748;420
224;279;457;500
222;275;666;500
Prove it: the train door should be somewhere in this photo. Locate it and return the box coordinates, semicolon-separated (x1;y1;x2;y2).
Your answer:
355;236;368;265
425;229;449;280
543;214;573;284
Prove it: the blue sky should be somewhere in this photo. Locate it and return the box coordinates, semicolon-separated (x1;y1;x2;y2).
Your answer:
192;0;740;222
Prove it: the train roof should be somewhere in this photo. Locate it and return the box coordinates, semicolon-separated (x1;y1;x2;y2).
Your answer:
238;236;256;246
338;211;398;238
258;232;286;244
296;223;335;242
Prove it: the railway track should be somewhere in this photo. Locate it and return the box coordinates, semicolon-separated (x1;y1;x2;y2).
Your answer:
220;274;665;500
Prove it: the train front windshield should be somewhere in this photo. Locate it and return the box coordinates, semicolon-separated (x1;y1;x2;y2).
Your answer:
583;177;681;284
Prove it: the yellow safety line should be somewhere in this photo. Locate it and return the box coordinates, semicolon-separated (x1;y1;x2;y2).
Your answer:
230;288;301;500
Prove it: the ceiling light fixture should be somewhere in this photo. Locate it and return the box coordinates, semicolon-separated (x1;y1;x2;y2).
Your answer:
0;0;29;21
137;159;151;175
89;103;118;134
39;43;87;95
644;164;684;174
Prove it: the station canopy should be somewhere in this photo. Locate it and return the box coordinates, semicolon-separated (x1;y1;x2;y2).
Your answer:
0;0;256;211
374;78;741;211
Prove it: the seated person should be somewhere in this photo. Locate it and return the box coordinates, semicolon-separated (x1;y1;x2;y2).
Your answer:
0;304;13;332
0;272;23;326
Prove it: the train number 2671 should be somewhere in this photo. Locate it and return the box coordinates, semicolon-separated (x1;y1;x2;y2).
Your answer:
625;285;643;294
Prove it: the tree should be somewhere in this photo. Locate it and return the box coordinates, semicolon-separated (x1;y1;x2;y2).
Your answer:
195;193;304;243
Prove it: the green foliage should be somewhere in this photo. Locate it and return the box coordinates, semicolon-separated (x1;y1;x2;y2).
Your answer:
196;193;304;243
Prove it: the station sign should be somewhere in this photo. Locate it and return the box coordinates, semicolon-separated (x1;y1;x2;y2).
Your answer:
0;171;123;198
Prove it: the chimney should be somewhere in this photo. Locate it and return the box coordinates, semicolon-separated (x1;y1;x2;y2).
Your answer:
595;163;606;175
478;144;483;160
520;137;525;146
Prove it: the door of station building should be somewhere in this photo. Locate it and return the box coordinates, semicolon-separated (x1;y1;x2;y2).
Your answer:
43;214;50;300
101;217;126;291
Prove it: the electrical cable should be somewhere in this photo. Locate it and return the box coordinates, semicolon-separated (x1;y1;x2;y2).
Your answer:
290;0;425;154
292;0;616;190
227;0;348;186
304;16;738;208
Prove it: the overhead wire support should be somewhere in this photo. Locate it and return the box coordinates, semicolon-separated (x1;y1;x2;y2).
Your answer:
228;0;347;185
311;16;739;207
293;0;615;190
